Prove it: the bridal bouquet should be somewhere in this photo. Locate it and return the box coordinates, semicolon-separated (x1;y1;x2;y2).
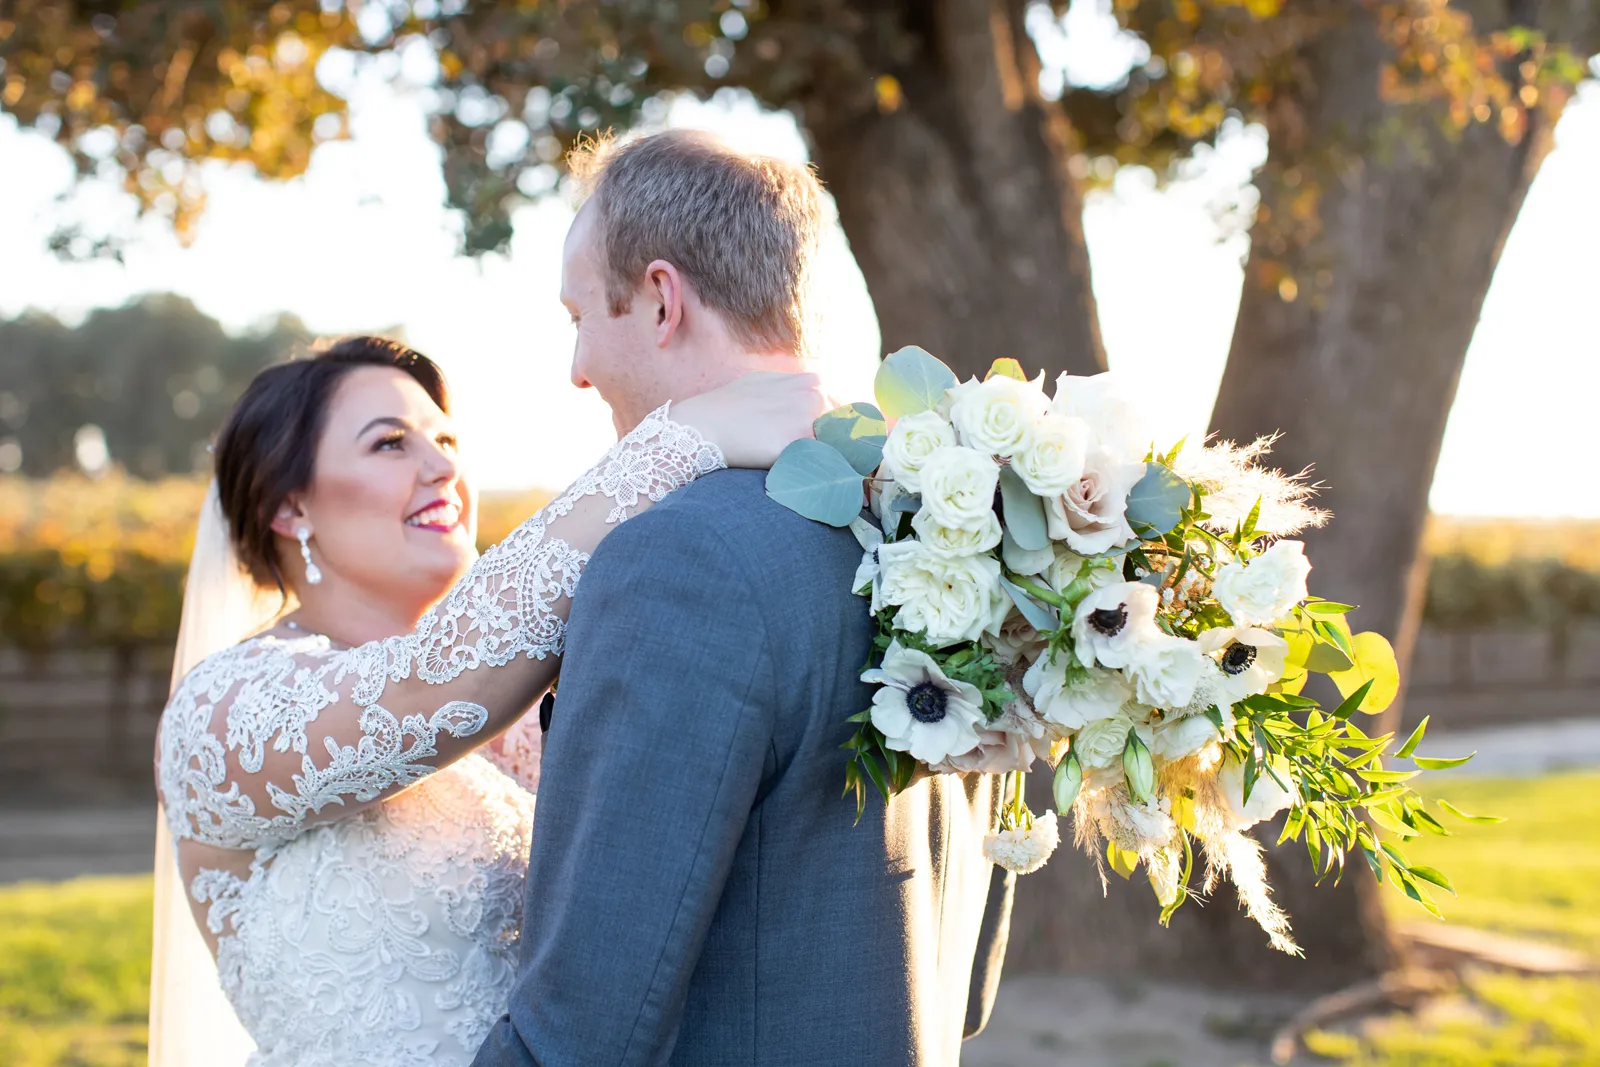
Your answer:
766;347;1480;953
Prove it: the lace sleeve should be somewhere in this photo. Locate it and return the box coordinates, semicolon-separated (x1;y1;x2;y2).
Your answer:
157;405;724;851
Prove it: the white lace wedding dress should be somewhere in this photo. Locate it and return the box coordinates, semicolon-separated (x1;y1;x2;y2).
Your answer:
155;407;724;1067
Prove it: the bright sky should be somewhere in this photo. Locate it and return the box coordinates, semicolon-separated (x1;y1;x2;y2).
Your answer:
0;12;1597;516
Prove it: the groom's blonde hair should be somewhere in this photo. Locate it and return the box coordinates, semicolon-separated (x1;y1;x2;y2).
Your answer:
568;130;824;359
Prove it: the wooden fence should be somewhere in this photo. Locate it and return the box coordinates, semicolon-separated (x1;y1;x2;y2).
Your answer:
0;625;1595;794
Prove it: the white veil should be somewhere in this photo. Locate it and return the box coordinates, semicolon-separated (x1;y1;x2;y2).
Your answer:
149;482;278;1067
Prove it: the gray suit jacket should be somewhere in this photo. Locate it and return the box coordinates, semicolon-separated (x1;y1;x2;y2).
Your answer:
473;469;1014;1067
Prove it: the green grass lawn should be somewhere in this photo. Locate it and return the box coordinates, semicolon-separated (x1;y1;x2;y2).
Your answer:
0;773;1592;1066
0;875;151;1067
1312;769;1600;1067
1383;771;1600;956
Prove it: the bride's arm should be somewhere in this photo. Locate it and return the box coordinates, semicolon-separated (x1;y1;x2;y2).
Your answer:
158;375;824;852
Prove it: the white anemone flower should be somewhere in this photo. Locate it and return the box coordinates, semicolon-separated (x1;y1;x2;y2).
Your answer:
862;642;986;765
1198;626;1290;708
1070;581;1161;669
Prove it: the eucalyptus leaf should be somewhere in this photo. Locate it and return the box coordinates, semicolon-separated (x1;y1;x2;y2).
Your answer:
814;403;888;477
1001;576;1061;632
1053;750;1083;814
1001;526;1055;576
765;439;866;528
848;517;883;552
1303;601;1358;616
1124;463;1190;537
998;465;1050;550
874;345;959;420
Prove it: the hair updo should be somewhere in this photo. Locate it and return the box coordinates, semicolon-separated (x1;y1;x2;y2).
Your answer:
214;336;451;590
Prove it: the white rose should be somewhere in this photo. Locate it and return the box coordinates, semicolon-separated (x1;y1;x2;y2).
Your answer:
867;539;921;614
1023;656;1132;731
862;642;986;766
1070;582;1161;669
1125;634;1208;710
911;506;1003;558
1216;753;1297;830
1212;540;1312;627
1043;447;1145;555
879;540;1010;647
1150;708;1231;761
880;411;957;493
1073;708;1142;770
1198;626;1290;707
1012;412;1090;496
1050;371;1156;463
948;375;1045;458
918;446;1001;532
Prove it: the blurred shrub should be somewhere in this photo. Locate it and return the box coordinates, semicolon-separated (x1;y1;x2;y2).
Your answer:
0;477;552;648
0;479;1595;646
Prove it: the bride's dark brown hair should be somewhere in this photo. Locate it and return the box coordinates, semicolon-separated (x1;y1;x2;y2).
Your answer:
214;336;451;591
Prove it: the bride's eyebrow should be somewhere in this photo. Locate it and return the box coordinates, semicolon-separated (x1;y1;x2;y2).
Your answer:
356;416;412;439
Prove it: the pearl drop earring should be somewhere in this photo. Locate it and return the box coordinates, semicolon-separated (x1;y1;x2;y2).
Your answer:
297;526;323;586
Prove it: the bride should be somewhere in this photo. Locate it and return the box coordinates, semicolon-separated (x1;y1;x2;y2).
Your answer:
150;336;823;1066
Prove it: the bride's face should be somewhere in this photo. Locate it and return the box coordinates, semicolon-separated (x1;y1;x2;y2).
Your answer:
286;366;477;614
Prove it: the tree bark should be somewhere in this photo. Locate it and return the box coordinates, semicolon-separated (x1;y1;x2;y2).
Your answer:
800;0;1105;382
1008;1;1577;991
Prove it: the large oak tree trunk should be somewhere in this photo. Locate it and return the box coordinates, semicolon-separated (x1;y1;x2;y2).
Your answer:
1012;3;1563;991
801;0;1105;382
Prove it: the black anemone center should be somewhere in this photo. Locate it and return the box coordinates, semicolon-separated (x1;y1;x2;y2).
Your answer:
1221;641;1258;675
1088;605;1128;637
906;682;949;724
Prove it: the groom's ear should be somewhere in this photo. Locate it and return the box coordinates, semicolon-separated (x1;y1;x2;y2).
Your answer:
644;259;684;347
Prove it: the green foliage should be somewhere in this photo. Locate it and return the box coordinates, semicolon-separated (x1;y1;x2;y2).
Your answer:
0;295;306;477
0;875;153;1067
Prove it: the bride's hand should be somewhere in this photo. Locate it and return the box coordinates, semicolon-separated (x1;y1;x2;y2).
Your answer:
674;371;831;469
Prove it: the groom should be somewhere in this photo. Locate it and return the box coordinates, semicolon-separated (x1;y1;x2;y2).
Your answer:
473;130;1014;1067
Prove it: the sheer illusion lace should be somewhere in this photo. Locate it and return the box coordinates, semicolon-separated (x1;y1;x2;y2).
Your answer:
153;405;723;1066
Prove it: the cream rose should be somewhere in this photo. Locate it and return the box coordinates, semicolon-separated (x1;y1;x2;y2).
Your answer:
911;506;1003;558
1043;447;1145;555
1212;540;1312;627
948;375;1045;458
917;446;1001;532
1044;546;1120;600
1013;411;1090;497
1073;708;1141;770
1023;656;1132;731
878;540;1010;647
880;411;957;493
